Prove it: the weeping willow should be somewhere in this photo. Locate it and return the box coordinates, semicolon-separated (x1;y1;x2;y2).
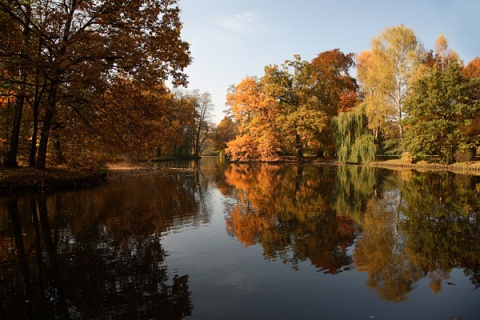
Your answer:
332;104;376;164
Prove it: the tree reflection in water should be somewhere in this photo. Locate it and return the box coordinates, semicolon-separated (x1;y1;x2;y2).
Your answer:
0;173;196;319
225;163;357;274
2;160;480;317
224;163;480;302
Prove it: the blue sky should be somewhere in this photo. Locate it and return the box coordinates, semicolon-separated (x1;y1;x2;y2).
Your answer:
178;0;480;124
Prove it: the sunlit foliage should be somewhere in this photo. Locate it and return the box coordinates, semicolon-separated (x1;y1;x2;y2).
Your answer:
0;0;191;168
332;104;376;164
357;25;425;154
226;50;357;161
404;61;480;163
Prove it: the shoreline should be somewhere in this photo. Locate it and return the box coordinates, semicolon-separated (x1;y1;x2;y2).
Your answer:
3;158;480;194
369;159;480;176
0;167;107;194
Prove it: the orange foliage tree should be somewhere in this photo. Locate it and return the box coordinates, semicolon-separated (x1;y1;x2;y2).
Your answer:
0;0;191;168
463;57;480;79
226;50;358;161
225;77;281;161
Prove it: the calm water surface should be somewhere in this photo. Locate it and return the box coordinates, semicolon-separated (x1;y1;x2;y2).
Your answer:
1;157;479;319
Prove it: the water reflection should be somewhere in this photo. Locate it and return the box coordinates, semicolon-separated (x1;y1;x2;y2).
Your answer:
224;163;357;274
224;163;480;301
0;172;200;319
1;159;479;319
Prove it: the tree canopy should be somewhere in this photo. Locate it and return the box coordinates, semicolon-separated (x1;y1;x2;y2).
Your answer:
226;50;358;162
0;0;191;168
404;61;479;163
356;25;425;154
1;19;479;168
223;26;479;164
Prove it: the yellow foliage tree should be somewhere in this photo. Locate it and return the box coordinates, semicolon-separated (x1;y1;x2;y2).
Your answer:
357;25;425;154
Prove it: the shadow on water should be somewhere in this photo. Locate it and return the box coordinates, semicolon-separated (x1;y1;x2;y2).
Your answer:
0;171;199;319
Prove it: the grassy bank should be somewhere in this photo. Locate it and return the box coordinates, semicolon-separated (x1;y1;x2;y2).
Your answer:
370;159;480;175
0;167;107;193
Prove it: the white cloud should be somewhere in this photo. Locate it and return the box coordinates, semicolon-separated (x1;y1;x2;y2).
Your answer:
215;11;261;36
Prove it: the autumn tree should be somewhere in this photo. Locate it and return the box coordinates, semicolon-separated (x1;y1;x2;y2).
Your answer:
357;25;425;154
192;91;213;157
309;49;358;155
213;116;237;153
261;55;330;160
433;34;461;73
459;58;480;152
226;50;357;161
225;77;280;161
0;0;191;168
463;57;480;79
0;3;31;167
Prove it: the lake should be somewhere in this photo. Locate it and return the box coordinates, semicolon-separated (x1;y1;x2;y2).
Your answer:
1;157;479;319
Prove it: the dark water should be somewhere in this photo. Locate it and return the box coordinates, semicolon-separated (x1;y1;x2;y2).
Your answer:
1;157;479;319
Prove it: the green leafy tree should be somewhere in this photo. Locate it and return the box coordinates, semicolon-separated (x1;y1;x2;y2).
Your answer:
332;104;376;164
404;62;479;163
262;55;329;160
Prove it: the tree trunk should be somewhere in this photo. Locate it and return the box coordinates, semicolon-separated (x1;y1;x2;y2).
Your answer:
29;54;46;167
194;121;202;156
29;112;38;167
295;132;303;162
3;93;24;167
36;85;57;169
52;129;66;164
4;3;31;167
29;97;40;167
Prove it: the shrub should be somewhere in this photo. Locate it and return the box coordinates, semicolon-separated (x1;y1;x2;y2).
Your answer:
454;148;474;163
401;152;415;164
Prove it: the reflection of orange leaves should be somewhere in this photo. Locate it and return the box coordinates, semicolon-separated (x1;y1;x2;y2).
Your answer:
224;164;284;246
336;216;357;239
226;206;275;246
429;279;442;294
399;170;413;182
224;164;282;201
